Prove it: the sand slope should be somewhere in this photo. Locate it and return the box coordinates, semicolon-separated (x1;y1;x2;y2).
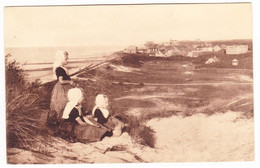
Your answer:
7;111;253;163
147;111;254;162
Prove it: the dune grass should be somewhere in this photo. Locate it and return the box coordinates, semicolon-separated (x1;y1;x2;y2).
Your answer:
6;54;51;152
77;53;253;148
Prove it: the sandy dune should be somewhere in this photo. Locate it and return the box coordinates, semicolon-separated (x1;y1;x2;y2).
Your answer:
146;111;254;162
7;111;253;163
6;58;254;164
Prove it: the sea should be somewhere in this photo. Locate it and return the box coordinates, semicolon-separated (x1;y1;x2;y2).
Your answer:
5;46;125;83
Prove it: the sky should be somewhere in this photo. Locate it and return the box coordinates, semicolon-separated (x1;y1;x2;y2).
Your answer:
4;3;252;47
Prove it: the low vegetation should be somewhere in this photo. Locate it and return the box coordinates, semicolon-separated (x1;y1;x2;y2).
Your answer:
5;54;51;151
6;50;254;151
78;52;253;147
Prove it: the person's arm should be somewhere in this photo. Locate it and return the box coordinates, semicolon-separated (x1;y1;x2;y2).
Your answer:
58;76;75;86
83;116;100;127
71;108;99;127
75;117;87;125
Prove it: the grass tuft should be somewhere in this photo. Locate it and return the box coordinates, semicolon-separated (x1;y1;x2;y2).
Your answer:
6;54;51;151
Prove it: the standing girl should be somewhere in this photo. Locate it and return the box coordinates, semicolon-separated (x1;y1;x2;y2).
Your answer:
48;51;75;125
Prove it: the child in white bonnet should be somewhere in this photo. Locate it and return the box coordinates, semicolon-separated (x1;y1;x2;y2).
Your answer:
59;88;108;143
92;94;125;137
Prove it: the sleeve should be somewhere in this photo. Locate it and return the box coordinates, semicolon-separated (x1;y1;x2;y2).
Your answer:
56;67;66;79
94;109;108;124
69;108;80;121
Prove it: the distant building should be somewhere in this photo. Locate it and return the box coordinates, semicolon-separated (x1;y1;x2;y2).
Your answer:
166;47;181;57
205;56;220;64
226;45;248;55
147;48;158;53
213;45;222;52
155;50;166;57
204;42;212;47
193;44;200;49
187;51;200;57
124;46;138;53
170;40;179;46
232;59;238;66
220;44;227;50
162;42;171;47
137;47;147;53
200;47;213;52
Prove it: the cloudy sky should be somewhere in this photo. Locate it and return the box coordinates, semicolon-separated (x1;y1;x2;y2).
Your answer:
4;3;252;47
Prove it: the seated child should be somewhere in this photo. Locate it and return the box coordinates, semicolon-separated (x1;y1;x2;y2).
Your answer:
92;94;125;137
59;88;108;143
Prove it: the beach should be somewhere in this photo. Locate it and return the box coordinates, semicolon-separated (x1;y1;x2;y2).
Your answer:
5;46;125;83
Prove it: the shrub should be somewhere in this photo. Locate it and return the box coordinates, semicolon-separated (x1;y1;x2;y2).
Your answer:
6;93;47;148
111;109;156;148
110;53;143;68
5;54;50;150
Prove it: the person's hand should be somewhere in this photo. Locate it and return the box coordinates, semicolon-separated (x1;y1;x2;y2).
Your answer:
70;80;76;87
80;122;87;126
70;80;74;85
87;123;100;128
94;124;101;128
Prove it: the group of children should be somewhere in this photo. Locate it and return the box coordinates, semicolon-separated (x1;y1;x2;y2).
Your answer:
47;50;125;143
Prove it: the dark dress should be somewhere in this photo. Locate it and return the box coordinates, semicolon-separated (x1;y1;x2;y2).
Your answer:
47;67;73;125
94;109;109;125
59;106;108;143
93;108;125;136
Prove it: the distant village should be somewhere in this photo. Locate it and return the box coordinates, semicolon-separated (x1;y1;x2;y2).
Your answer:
123;39;251;58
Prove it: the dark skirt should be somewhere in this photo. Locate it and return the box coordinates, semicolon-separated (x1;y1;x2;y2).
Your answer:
74;124;108;143
58;120;108;143
103;116;125;137
103;116;124;129
48;82;73;125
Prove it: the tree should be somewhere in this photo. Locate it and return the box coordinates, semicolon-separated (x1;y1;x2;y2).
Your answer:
145;41;158;49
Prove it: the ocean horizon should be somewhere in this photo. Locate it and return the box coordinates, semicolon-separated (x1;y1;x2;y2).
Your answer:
5;45;125;83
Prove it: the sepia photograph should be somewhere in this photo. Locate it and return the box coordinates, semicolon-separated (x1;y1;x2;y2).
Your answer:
2;1;258;166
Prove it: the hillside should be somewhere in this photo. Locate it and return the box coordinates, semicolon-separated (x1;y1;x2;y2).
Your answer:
7;52;254;163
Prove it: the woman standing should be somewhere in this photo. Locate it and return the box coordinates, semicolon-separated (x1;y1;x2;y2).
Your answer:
48;51;75;125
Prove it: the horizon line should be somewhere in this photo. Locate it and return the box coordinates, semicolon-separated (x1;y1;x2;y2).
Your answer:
5;38;253;48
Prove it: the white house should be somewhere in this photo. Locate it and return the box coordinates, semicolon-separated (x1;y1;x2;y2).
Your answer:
205;56;220;64
226;45;248;55
193;44;200;49
170;40;179;46
124;46;138;53
166;47;181;57
213;45;222;52
187;51;200;57
155;51;165;57
137;47;147;53
232;59;238;66
200;47;213;52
